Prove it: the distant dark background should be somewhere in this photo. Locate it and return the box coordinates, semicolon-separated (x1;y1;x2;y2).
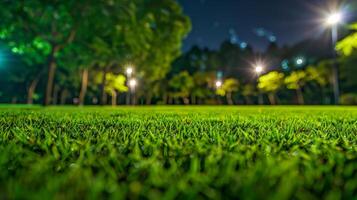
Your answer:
178;0;355;52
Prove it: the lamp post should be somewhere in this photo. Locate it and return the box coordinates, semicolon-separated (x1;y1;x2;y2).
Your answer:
326;12;343;104
125;66;133;105
215;80;222;105
255;64;264;105
129;78;137;105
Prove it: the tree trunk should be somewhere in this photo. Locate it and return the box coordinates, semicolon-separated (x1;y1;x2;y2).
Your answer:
126;93;130;105
27;78;39;104
183;97;190;105
244;96;253;105
100;69;108;105
44;46;59;106
52;84;59;105
111;90;117;106
60;89;68;105
296;87;304;105
268;93;276;105
79;69;88;106
132;92;137;105
168;95;173;105
145;92;153;105
162;93;168;105
191;95;196;105
44;59;56;106
11;97;17;104
226;92;234;105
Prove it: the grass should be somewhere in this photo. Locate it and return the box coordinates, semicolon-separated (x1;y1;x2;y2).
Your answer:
0;106;357;199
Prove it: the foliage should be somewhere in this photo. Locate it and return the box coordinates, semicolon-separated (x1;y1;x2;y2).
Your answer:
305;65;329;87
284;70;306;90
340;51;357;93
336;23;357;56
258;71;284;94
95;72;128;95
242;83;256;97
340;93;357;105
0;0;191;105
191;72;213;99
1;106;357;199
216;78;239;96
168;71;194;101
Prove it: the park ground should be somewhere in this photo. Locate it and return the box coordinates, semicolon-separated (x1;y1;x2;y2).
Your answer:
0;106;357;199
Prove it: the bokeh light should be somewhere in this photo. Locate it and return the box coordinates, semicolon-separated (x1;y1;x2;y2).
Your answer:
326;12;343;26
129;79;137;88
215;80;222;88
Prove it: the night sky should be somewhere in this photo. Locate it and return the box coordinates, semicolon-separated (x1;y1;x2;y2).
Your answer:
178;0;353;52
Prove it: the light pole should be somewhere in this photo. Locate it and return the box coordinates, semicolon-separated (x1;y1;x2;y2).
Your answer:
129;78;137;105
326;12;343;104
255;64;264;105
126;66;133;105
215;80;222;105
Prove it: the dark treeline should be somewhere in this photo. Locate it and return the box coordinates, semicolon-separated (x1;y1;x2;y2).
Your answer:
0;0;356;105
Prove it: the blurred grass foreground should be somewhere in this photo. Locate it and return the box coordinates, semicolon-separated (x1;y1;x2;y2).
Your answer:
0;106;357;199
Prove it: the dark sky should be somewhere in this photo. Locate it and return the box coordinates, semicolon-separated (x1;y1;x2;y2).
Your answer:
178;0;353;52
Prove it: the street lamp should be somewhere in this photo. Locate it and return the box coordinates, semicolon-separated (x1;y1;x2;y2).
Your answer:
128;78;137;105
126;67;133;77
325;11;343;104
125;66;134;105
255;65;263;75
129;78;137;89
215;80;222;88
254;63;264;105
326;12;342;26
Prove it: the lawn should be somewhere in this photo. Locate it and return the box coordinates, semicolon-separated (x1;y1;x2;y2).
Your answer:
0;106;357;199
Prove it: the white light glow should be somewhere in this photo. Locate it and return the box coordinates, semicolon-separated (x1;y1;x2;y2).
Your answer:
126;67;133;76
255;66;263;73
129;79;137;88
215;81;222;88
296;58;304;65
326;12;343;26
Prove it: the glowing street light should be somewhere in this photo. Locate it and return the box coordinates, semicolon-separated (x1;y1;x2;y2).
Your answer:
253;63;264;105
255;65;263;75
125;66;134;105
325;10;344;104
215;80;222;88
127;78;137;105
326;12;343;26
126;66;133;76
129;78;137;89
296;58;303;65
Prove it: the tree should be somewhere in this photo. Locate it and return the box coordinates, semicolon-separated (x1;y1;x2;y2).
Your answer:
168;71;194;104
0;7;50;104
191;72;214;104
216;78;239;105
95;72;128;106
242;83;256;105
134;0;191;104
0;0;104;105
258;71;284;105
336;23;357;56
336;22;357;94
284;70;307;105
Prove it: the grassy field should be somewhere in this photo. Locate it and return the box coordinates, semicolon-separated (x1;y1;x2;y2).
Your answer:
0;106;357;199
